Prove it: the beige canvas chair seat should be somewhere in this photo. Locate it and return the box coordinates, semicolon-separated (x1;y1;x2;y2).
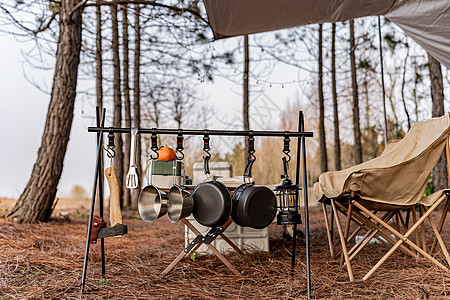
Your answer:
314;114;450;281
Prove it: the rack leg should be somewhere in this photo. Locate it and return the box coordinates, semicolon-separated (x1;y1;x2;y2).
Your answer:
291;223;297;276
80;108;106;293
299;112;311;299
96;107;106;279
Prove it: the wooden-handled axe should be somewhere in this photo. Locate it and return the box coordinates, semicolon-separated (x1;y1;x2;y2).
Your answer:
105;166;123;226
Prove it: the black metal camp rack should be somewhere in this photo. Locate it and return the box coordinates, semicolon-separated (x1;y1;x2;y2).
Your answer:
81;107;313;298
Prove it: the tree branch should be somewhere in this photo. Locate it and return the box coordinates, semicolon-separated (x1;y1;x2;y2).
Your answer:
86;0;209;25
33;10;58;34
70;0;88;19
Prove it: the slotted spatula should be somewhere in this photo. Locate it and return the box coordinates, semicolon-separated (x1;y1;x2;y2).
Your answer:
126;128;139;189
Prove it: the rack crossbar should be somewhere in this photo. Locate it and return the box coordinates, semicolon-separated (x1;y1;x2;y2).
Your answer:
88;127;313;137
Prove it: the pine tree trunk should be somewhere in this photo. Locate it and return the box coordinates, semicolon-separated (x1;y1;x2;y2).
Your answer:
122;4;131;207
131;4;141;208
8;0;83;223
428;53;447;191
95;4;104;215
331;23;341;171
350;20;362;165
243;35;250;162
111;4;124;206
318;24;328;173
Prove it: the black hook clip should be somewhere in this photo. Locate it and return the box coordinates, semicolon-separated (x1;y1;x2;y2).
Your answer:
282;133;291;178
176;130;184;160
203;131;211;175
106;127;116;158
283;133;291;162
150;128;159;160
248;131;256;160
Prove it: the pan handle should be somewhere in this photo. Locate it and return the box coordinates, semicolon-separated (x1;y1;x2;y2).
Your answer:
243;158;256;181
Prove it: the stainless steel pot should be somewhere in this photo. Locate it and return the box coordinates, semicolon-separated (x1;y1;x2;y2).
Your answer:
168;185;194;223
138;185;169;222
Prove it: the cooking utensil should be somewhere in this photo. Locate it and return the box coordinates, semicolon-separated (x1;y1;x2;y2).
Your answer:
231;155;277;229
126;127;139;189
167;185;194;223
105;167;123;226
192;179;232;227
138;185;169;222
232;183;276;229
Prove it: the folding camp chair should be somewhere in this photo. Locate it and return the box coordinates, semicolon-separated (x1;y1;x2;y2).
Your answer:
314;114;450;281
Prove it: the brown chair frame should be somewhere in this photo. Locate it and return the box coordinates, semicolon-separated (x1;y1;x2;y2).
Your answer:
322;137;450;281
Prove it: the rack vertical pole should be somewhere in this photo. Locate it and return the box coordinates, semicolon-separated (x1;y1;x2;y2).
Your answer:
80;108;106;292
96;107;106;278
299;111;311;299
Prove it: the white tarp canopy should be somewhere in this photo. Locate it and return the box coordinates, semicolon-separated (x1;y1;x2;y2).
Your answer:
203;0;450;68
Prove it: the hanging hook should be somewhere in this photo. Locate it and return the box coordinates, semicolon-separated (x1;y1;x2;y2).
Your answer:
176;130;184;160
281;132;291;179
203;131;211;175
150;128;159;160
248;131;256;160
283;133;291;162
103;145;115;168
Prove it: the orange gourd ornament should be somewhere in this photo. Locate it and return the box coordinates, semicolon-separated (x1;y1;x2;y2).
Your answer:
157;146;177;161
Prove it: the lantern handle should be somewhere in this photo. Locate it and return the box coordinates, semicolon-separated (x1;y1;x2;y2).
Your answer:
282;155;290;179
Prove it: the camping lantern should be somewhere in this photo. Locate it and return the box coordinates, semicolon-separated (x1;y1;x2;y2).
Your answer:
274;177;302;225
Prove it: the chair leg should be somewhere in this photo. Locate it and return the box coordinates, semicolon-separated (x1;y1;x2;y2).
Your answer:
340;203;354;265
322;203;335;257
423;206;450;267
412;207;420;256
405;209;411;229
331;200;354;281
352;196;449;280
431;197;450;253
397;211;408;233
419;205;427;253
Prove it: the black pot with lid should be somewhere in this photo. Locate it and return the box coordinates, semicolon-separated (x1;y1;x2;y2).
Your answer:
231;140;277;229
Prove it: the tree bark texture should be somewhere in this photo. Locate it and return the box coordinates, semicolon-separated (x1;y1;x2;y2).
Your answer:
95;4;104;215
122;4;131;207
131;4;141;208
111;4;124;206
243;35;250;162
428;53;447;191
350;20;363;165
331;23;341;171
8;0;83;223
318;24;328;173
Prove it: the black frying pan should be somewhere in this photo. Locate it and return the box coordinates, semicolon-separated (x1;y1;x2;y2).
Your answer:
192;180;231;228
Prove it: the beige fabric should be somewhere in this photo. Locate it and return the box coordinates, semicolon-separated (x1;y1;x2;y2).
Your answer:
313;114;450;207
203;0;450;68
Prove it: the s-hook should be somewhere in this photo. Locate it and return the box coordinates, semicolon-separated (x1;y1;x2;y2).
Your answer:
176;130;184;160
248;130;256;160
203;131;211;175
282;133;291;178
244;132;256;183
106;127;116;158
150;128;159;160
